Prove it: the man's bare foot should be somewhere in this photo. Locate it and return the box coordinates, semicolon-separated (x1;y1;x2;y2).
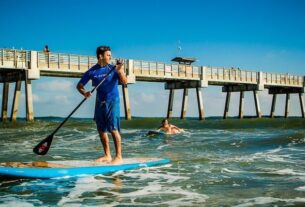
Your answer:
95;156;112;163
111;157;123;165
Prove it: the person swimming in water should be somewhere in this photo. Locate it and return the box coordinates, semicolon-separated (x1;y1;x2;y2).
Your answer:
158;119;184;134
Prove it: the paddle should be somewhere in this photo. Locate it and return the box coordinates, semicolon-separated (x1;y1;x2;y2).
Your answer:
33;64;116;155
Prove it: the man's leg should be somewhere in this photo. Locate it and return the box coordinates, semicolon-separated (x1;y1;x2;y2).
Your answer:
96;131;112;162
111;130;122;164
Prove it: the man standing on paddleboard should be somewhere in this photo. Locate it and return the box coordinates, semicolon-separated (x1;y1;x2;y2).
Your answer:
77;46;127;164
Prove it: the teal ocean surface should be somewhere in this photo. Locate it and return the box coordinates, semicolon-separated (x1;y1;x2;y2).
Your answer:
1;117;305;206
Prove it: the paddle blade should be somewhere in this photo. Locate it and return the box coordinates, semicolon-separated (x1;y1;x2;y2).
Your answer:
33;134;54;155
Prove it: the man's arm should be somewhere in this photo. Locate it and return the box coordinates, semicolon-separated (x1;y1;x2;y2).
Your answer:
171;124;183;131
77;83;92;98
170;124;178;129
116;59;128;85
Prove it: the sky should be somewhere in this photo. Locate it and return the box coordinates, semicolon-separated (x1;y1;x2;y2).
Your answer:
0;0;305;118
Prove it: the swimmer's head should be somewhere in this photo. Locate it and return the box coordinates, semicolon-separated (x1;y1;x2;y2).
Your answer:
161;119;169;126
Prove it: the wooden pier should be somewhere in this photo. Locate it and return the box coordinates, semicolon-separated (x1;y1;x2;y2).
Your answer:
0;48;304;121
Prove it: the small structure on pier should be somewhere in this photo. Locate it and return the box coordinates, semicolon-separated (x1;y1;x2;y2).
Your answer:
171;57;196;65
166;57;206;120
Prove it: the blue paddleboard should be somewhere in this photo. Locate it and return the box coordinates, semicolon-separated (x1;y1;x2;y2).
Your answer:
0;158;170;179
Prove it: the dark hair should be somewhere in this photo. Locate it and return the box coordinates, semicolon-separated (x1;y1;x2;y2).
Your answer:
96;45;111;59
162;119;169;124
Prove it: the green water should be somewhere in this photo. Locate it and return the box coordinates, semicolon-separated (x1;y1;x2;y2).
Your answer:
1;117;305;206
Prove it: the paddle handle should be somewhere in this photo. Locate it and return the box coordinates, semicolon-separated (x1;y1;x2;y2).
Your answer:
51;65;115;136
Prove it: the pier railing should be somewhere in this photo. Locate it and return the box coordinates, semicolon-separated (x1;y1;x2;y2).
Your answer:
0;49;30;68
0;48;304;87
133;60;201;79
206;67;258;84
262;72;303;87
37;51;96;72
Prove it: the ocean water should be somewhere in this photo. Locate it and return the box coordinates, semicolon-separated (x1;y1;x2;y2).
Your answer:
0;117;305;206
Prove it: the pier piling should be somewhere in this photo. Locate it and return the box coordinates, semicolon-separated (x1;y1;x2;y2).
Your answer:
122;84;131;120
196;87;205;120
270;94;277;118
25;76;34;121
180;88;189;119
253;90;262;118
10;80;21;121
299;93;305;118
167;89;175;119
1;82;9;122
285;93;290;118
239;91;245;119
223;91;231;119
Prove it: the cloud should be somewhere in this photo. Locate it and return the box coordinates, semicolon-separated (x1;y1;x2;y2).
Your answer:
140;93;155;103
54;95;70;105
33;94;46;103
36;80;74;92
32;93;70;105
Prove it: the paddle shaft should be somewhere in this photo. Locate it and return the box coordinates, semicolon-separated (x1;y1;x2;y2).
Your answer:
51;65;115;136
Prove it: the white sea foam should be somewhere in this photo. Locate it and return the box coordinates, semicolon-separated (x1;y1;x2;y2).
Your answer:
72;128;82;133
83;134;98;141
0;201;34;207
58;167;194;206
52;155;64;159
221;168;243;173
157;144;170;150
180;131;193;138
60;134;98;145
193;164;204;174
120;129;141;134
234;196;305;207
223;147;294;164
295;186;305;191
0;196;42;207
287;147;305;152
119;185;209;206
57;176;112;205
269;168;305;176
123;169;189;183
230;142;242;147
